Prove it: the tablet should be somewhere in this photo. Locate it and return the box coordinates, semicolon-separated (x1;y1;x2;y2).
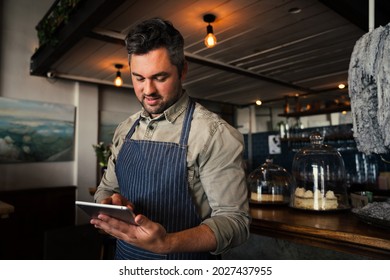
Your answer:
75;201;136;225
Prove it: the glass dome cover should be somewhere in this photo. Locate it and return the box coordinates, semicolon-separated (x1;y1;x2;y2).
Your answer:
247;158;294;204
290;132;350;211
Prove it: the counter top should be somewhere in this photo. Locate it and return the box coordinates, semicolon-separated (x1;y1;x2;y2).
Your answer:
250;205;390;259
0;201;15;219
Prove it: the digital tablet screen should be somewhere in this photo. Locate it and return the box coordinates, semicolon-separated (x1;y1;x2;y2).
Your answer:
75;201;136;225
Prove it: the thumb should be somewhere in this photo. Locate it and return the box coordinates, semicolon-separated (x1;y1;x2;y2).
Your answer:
134;214;148;226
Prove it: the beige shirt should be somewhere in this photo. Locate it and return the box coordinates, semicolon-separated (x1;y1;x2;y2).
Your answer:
95;92;250;255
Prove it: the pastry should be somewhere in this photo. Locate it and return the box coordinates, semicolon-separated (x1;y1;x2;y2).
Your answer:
293;187;338;210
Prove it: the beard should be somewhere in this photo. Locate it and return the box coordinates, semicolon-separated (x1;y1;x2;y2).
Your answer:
140;93;180;117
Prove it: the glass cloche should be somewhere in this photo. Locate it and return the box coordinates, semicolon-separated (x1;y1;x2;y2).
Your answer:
247;158;294;204
290;132;350;211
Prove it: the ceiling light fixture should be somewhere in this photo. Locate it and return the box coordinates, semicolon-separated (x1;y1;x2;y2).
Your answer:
255;100;262;106
338;83;346;89
114;64;123;87
203;14;217;48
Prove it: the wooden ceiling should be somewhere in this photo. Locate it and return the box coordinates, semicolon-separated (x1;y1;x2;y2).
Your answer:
30;0;390;107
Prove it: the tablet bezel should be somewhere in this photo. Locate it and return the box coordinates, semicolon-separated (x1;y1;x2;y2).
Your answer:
75;200;136;225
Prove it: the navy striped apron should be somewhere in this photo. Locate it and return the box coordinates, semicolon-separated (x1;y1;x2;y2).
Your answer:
115;100;212;260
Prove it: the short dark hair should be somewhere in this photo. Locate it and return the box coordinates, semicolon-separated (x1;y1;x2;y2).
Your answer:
125;18;185;77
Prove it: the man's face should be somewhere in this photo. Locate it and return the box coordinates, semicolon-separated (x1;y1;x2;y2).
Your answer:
130;47;187;118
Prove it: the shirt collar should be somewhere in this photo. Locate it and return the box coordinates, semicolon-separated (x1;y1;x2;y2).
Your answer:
140;91;189;123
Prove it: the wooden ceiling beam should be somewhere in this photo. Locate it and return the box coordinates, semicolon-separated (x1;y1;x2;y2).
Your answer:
87;30;314;94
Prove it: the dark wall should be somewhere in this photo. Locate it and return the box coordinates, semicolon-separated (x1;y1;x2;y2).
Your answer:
0;186;77;259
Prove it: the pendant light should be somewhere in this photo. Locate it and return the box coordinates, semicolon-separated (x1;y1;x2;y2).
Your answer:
203;14;217;48
114;64;123;87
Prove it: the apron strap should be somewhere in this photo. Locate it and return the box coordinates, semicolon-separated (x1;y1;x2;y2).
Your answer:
125;117;140;139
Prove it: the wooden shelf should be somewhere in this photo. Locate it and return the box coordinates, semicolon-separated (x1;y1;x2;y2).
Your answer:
279;105;351;118
281;135;354;142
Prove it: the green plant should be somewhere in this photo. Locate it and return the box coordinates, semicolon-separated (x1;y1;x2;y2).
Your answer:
36;0;82;47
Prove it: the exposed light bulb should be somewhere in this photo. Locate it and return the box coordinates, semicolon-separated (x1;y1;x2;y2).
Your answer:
204;32;217;48
255;100;262;106
114;64;124;87
203;14;217;48
114;71;123;87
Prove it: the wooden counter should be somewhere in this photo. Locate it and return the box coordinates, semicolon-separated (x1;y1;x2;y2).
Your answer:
250;205;390;259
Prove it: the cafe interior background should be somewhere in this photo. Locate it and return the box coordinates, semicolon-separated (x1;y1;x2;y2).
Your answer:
1;0;389;260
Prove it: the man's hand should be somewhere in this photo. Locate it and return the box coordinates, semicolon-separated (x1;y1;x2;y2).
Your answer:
93;193;217;255
90;213;170;254
100;193;134;210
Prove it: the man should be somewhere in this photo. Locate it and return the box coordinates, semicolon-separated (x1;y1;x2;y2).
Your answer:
93;18;250;260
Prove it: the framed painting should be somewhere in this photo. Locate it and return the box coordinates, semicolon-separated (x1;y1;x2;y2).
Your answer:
0;97;76;163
